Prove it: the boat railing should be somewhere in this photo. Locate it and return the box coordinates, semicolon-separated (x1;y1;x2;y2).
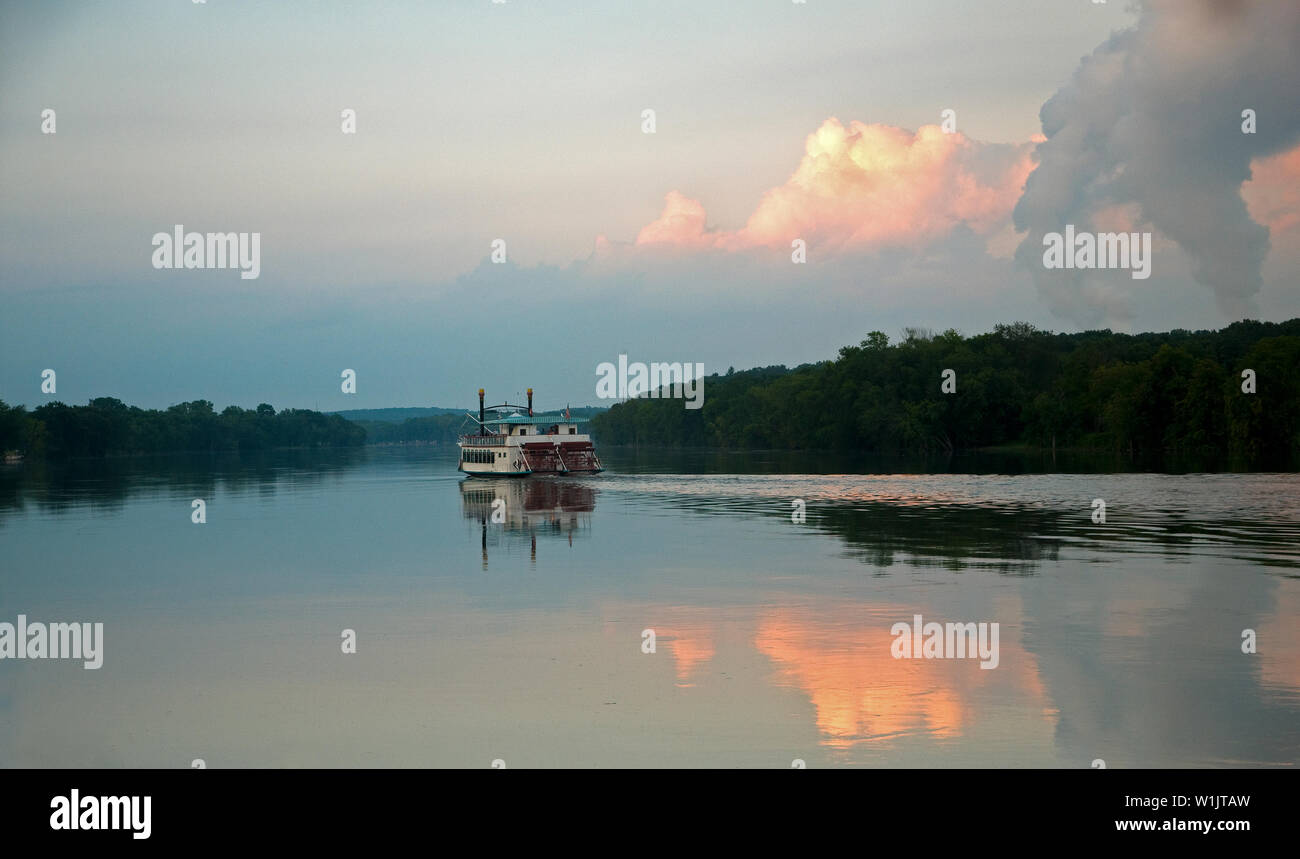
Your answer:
459;434;508;446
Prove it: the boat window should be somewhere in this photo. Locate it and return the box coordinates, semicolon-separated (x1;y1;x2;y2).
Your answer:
569;427;576;434
519;428;527;436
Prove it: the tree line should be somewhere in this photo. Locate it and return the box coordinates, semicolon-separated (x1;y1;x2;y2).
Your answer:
589;319;1300;466
0;398;365;458
355;406;608;446
0;399;610;458
351;414;465;445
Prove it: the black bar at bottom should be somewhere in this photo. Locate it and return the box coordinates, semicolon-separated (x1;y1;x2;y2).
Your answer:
1;768;1282;846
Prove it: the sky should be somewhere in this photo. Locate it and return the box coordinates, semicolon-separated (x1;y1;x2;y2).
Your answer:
2;0;1298;411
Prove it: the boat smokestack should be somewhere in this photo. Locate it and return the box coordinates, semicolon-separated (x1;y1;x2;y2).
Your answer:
478;388;485;435
527;388;533;416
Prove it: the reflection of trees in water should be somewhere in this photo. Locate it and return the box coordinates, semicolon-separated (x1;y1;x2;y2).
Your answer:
602;445;1246;477
653;486;1067;574
604;447;1034;476
0;448;367;524
459;478;596;568
811;502;1063;573
803;501;1299;574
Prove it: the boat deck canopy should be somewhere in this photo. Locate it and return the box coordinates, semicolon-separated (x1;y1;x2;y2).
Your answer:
478;413;582;426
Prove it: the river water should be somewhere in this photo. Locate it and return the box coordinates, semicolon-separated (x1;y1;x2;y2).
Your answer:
1;446;1297;767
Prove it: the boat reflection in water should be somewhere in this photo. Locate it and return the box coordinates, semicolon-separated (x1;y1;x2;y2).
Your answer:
459;477;595;569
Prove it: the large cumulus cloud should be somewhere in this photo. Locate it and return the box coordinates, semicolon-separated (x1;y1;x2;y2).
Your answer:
632;118;1036;256
1013;0;1300;325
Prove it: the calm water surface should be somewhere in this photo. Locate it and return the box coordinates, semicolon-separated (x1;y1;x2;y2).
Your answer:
1;447;1298;767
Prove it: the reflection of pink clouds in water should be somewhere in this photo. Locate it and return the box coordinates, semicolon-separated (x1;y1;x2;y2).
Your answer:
1258;586;1300;697
754;602;1051;749
659;631;716;687
601;604;719;687
653;606;719;687
757;614;964;745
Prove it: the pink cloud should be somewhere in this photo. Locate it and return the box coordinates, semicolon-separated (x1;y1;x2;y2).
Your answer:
633;190;715;248
1244;144;1300;239
633;118;1037;255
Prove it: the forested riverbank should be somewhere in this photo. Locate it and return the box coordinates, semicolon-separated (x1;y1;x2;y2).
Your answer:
0;399;364;458
590;320;1300;467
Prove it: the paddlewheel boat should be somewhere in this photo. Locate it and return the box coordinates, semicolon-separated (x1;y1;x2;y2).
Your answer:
458;388;603;477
